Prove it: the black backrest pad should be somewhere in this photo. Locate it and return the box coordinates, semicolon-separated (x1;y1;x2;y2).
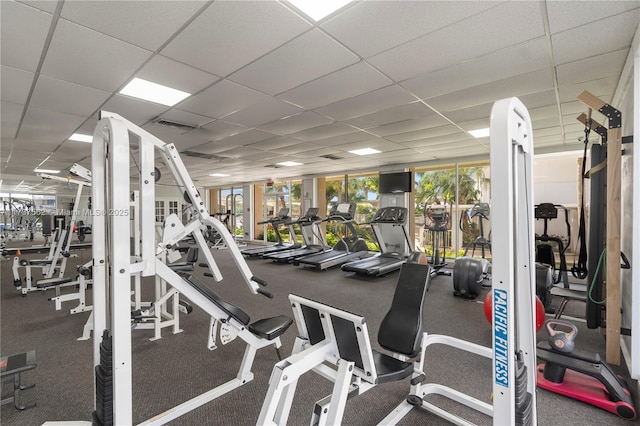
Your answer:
332;314;364;370
301;304;325;345
378;262;430;357
186;247;199;263
181;274;250;325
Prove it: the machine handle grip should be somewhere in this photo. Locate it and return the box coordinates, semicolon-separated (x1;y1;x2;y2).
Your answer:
252;276;268;286
257;288;273;299
204;272;213;278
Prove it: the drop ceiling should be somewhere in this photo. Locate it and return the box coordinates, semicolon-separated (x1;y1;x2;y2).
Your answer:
1;0;638;193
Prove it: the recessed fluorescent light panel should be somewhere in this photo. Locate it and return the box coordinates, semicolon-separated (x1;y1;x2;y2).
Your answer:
277;161;303;167
469;128;490;138
69;133;93;143
288;0;353;21
34;169;60;174
349;148;381;156
209;173;230;177
120;77;191;107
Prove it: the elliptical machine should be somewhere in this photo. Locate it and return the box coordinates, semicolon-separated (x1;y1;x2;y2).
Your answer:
537;319;636;420
423;205;452;278
452;202;491;298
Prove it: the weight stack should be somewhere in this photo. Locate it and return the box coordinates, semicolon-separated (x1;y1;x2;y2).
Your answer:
514;351;533;426
93;330;113;426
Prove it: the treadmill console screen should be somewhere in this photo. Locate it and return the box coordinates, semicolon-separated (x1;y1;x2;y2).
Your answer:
373;207;407;223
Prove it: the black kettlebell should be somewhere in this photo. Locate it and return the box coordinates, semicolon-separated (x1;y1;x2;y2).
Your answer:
545;319;578;353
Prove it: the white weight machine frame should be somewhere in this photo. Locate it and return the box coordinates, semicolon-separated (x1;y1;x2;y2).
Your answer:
259;97;538;426
12;164;91;295
91;112;283;425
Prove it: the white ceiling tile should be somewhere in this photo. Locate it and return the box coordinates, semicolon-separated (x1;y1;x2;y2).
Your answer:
322;1;500;58
0;1;52;72
257;111;334;135
402;132;476;149
552;11;640;65
155;109;215;128
162;1;311;76
402;38;550;100
532;117;561;130
312;131;379;147
192;120;249;142
560;101;589;117
517;90;558;110
314;85;416;121
558;76;616;104
289;147;343;159
387;125;463;143
427;69;554;112
278;61;392;109
229;29;359;95
335;140;407;154
288;122;357;142
1;66;33;105
51;140;92;160
17;1;58;13
368;1;545;81
245;136;302;151
30;75;111;117
101;95;168;126
443;103;494;123
178;79;266;118
546;1;640;34
40;19;152;92
215;146;265;159
61;1;206;51
1;102;23;139
345;102;435;129
556;49;628;86
135;55;220;96
529;105;561;122
271;143;323;155
17;106;86;146
367;115;450;138
223;98;303;127
213;129;275;147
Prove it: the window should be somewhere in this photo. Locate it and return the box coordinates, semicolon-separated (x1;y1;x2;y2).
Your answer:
155;200;165;223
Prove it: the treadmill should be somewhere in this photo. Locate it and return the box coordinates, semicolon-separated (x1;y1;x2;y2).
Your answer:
341;206;412;277
241;208;300;258
263;207;326;263
294;203;368;270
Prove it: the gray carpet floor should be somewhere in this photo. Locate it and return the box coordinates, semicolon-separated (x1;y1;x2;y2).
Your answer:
1;242;638;425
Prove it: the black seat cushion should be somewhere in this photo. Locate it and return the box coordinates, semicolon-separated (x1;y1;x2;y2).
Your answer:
168;263;195;272
372;350;413;384
180;274;250;325
249;315;293;340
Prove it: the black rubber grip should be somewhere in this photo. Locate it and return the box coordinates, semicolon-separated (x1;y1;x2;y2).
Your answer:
252;276;268;286
410;374;426;386
204;272;213;277
198;263;208;268
257;289;273;299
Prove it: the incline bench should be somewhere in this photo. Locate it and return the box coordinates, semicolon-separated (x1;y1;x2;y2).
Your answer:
1;350;37;410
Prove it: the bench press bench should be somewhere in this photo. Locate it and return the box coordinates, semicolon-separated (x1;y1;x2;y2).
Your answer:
1;350;37;410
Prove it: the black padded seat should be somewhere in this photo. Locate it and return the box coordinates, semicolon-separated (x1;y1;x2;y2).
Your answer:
168;247;199;272
179;274;250;325
28;260;53;266
36;277;72;288
372;350;414;384
168;264;195;272
537;341;601;364
249;315;293;341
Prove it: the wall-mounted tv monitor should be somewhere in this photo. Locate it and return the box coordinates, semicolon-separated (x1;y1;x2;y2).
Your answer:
379;171;412;193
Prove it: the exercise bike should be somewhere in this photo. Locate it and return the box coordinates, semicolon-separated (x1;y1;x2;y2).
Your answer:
452;202;491;298
536;319;636;420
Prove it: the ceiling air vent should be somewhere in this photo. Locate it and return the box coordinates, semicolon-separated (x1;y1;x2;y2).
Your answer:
152;118;198;131
264;164;284;168
321;154;343;160
182;151;227;161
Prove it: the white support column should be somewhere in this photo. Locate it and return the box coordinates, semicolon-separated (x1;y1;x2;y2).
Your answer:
632;50;640;381
489;97;537;425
